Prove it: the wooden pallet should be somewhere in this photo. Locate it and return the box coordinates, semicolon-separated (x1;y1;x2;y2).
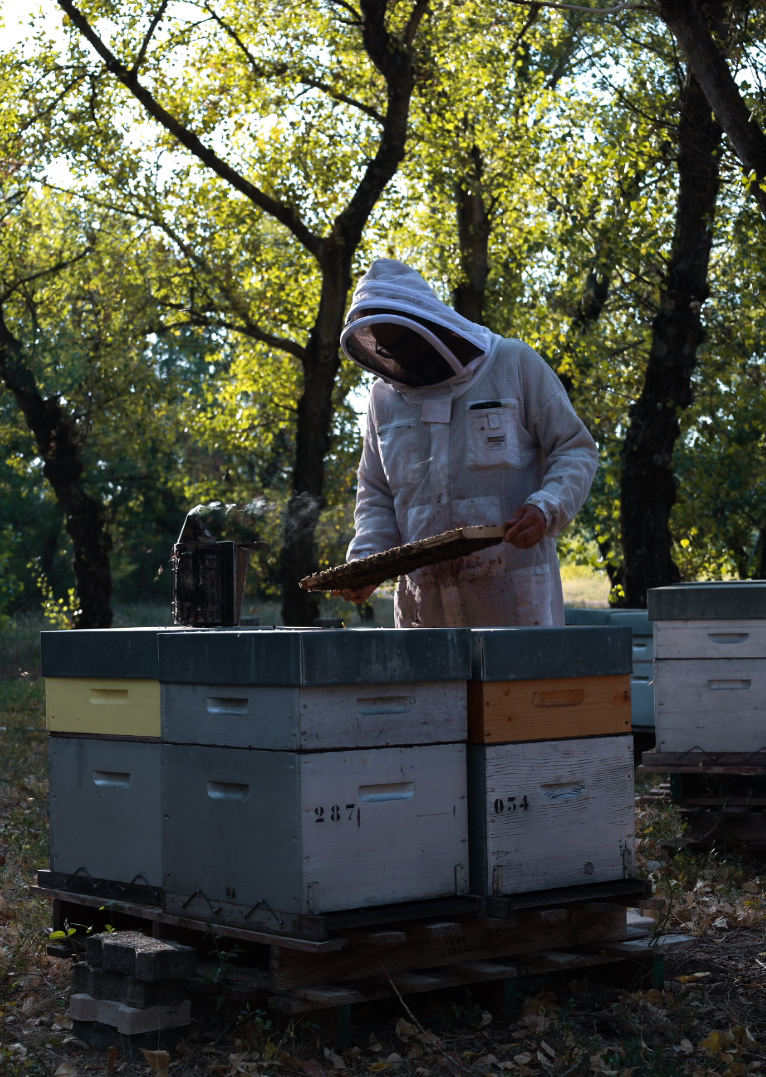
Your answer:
641;749;766;774
36;878;693;1020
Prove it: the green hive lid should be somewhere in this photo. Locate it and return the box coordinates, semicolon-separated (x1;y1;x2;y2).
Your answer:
158;627;471;685
647;582;766;621
40;628;170;679
470;626;632;681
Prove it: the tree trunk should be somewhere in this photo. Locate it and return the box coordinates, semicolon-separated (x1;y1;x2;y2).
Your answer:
618;67;723;607
453;144;491;325
280;257;351;625
0;323;113;628
657;0;766;219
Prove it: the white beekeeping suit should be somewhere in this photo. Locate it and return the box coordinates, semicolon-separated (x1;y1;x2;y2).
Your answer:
340;258;598;628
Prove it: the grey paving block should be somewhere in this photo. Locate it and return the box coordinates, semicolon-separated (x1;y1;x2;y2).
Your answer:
470;626;632;681
648;582;766;621
87;932;197;981
158;627;471;685
40;628;176;679
70;1020;187;1061
72;964;186;1007
68;993;191;1034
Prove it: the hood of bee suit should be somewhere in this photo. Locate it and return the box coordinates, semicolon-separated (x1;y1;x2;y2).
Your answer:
340;258;494;395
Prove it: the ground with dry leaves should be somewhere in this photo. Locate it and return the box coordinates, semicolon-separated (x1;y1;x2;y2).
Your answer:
2;644;766;1077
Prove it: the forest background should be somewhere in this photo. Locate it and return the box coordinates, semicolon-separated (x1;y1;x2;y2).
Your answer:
1;0;766;629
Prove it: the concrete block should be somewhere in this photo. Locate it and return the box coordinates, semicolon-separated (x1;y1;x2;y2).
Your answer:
648;582;766;622
72;964;186;1007
68;993;191;1034
87;932;197;982
470;627;632;681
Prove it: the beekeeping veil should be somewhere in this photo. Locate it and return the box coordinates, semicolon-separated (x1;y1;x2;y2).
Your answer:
340;259;494;390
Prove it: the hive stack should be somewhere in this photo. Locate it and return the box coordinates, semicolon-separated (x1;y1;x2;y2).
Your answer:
158;628;472;925
648;583;766;754
565;608;654;735
42;628;171;901
466;627;635;896
642;583;766;847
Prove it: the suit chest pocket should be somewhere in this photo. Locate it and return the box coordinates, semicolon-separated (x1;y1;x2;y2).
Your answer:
466;403;520;468
377;419;425;489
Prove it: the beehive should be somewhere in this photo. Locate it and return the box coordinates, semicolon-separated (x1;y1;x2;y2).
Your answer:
468;735;635;895
649;583;766;753
467;626;632;744
162;741;468;916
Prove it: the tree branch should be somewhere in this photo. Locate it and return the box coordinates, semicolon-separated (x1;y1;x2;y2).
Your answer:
131;0;171;76
55;0;323;254
201;2;383;122
500;0;646;13
656;0;766;219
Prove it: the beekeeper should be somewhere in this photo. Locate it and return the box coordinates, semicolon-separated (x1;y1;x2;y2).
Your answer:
337;258;598;627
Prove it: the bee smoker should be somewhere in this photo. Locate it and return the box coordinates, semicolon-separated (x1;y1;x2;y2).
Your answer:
171;511;266;627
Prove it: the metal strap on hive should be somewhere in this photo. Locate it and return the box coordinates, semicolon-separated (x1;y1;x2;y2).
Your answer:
299;525;505;592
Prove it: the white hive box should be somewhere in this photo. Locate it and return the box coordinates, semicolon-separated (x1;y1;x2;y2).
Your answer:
159;627;469;749
649;583;766;754
162;741;468;917
49;737;163;888
468;735;635;895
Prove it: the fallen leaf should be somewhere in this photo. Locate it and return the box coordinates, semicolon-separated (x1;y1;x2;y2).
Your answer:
698;1030;735;1055
479;1011;493;1028
679;1039;694;1055
513;1054;532;1065
368;1034;384;1053
323;1047;347;1071
540;1041;556;1059
295;1061;325;1077
54;1065;78;1077
106;1045;121;1074
395;1019;417;1041
139;1049;170;1077
367;1064;388;1073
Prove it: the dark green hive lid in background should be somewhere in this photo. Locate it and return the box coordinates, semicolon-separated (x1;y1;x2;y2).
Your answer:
647;582;766;621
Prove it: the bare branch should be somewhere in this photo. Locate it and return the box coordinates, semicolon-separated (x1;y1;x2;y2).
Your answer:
403;0;430;48
202;2;383;122
131;0;172;76
55;0;322;255
324;0;363;25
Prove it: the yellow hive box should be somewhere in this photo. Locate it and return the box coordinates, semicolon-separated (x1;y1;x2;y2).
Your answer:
45;678;161;738
467;673;631;744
